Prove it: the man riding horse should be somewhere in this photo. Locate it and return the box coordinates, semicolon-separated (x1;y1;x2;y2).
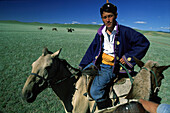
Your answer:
79;2;150;110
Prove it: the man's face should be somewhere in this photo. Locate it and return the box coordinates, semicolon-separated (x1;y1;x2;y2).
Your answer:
101;12;117;30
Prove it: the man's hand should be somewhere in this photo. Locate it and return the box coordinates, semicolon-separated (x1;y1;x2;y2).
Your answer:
120;58;126;64
139;99;159;113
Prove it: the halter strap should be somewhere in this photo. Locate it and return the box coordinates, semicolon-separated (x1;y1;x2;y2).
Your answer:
31;73;47;80
31;73;76;86
141;67;159;93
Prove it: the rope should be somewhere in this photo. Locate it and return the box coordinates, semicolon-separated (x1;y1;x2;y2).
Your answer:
119;63;134;85
150;70;159;91
142;67;159;93
54;74;76;85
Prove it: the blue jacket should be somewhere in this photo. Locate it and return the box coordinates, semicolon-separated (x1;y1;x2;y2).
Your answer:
79;23;150;74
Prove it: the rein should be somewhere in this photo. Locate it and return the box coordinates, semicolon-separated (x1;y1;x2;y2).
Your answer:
119;63;134;84
141;67;159;93
119;63;159;93
54;74;76;84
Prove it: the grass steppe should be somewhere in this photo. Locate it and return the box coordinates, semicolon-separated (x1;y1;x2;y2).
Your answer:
0;21;170;113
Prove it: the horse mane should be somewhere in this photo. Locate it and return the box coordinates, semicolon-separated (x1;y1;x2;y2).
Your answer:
42;47;81;77
43;48;81;77
60;59;81;77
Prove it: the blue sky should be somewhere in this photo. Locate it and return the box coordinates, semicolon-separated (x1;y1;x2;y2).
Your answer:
0;0;170;32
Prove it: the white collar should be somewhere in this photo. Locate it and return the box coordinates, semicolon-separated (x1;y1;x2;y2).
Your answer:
102;25;117;35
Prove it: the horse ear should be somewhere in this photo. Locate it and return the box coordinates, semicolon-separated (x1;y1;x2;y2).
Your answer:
42;48;49;56
156;65;170;73
51;48;62;58
133;56;144;68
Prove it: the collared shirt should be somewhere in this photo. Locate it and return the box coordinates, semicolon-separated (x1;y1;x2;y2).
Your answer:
102;25;117;57
79;24;150;71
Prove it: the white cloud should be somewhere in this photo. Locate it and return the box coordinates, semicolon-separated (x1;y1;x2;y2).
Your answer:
149;27;153;29
160;27;170;30
72;21;80;24
134;21;147;24
92;22;97;24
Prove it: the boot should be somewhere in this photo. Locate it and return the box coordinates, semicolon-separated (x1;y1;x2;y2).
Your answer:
97;99;112;110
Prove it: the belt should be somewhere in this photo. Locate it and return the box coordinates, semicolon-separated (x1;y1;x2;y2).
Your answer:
102;53;114;66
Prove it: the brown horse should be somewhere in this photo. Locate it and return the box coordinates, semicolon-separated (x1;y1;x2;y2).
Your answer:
22;48;169;113
22;48;95;113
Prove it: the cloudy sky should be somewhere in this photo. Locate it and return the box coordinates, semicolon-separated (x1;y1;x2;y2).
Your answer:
0;0;170;32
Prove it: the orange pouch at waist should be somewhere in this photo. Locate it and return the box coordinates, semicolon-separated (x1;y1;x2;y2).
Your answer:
102;53;114;66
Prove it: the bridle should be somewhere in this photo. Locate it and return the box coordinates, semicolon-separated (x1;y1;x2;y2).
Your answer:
30;58;79;88
141;66;160;93
31;73;51;87
31;73;47;81
30;72;76;88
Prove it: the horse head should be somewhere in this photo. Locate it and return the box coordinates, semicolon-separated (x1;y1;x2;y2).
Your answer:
132;57;170;102
22;48;62;103
22;48;90;113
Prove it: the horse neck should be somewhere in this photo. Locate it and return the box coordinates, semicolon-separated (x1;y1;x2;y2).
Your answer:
133;69;151;100
50;58;79;112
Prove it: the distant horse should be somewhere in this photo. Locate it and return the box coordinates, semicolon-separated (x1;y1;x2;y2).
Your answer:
22;48;169;113
67;28;74;32
38;27;43;30
52;28;57;31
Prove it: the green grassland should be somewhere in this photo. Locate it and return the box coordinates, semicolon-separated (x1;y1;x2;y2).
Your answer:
0;20;170;113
